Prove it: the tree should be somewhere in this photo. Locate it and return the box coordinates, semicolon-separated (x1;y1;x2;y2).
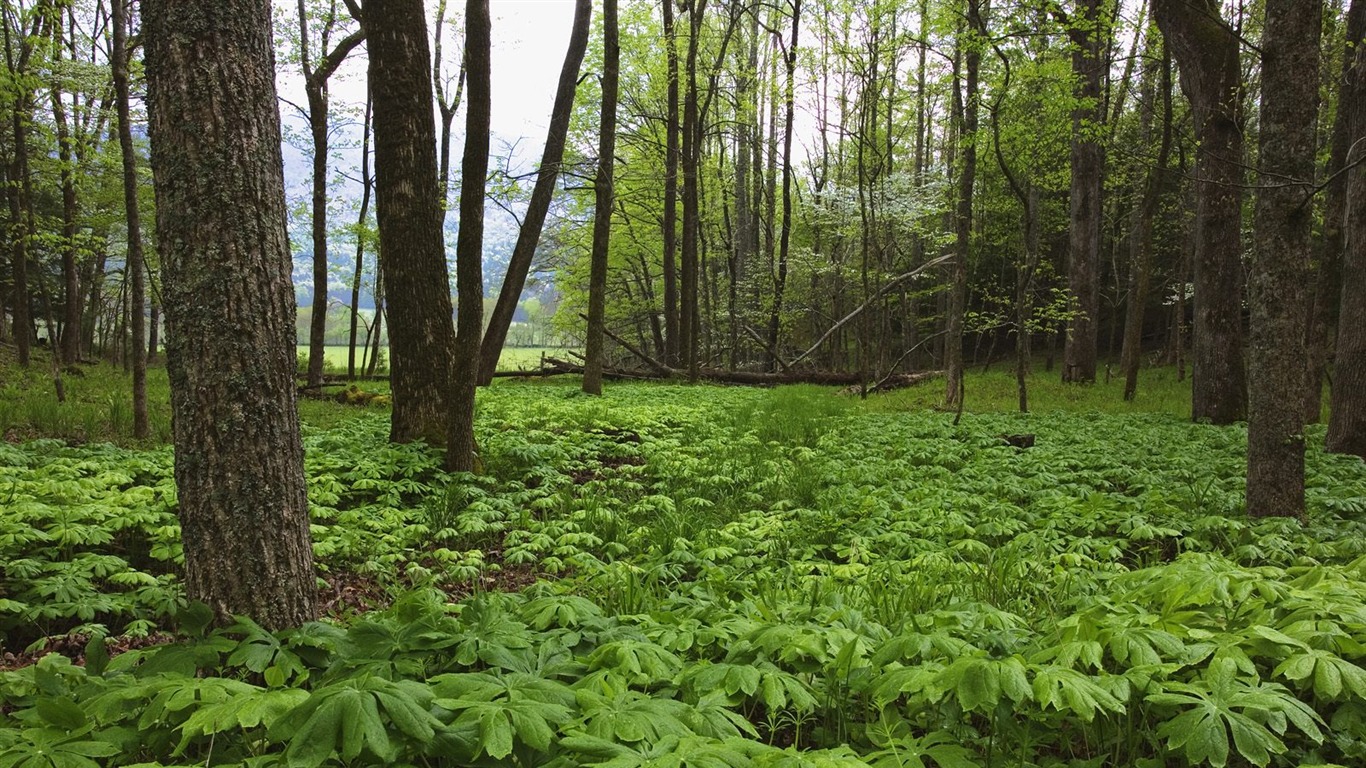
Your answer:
1119;40;1173;402
142;0;316;628
945;0;982;409
2;2;40;368
1246;0;1321;517
478;0;590;385
448;0;489;471
583;0;619;396
295;0;365;389
363;0;457;445
1060;0;1103;384
1328;0;1366;459
764;0;801;373
111;0;147;439
1307;0;1364;422
661;0;681;367
1153;0;1247;424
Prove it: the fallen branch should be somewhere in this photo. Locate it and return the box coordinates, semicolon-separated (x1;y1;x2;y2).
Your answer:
789;254;953;367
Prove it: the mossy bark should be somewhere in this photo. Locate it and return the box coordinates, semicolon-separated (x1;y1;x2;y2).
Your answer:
142;0;317;629
1247;0;1321;518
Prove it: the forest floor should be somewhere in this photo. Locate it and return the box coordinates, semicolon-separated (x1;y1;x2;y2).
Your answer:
1;348;1364;767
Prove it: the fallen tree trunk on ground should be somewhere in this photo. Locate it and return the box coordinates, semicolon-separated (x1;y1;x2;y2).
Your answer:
525;357;943;389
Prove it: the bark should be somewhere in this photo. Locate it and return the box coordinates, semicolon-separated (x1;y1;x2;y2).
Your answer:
945;4;981;409
364;0;457;444
662;0;681;367
1120;45;1173;402
583;0;618;396
1062;0;1103;384
112;0;148;439
1328;0;1366;460
1247;0;1320;518
477;0;590;384
1310;0;1366;422
143;0;316;629
448;0;489;471
1153;0;1247;424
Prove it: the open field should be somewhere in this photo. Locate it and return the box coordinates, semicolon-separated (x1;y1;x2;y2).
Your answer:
295;345;577;375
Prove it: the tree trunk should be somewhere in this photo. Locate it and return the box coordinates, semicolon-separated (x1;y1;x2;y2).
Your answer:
447;0;490;471
1063;0;1103;384
945;5;980;409
1120;45;1173;402
583;0;618;396
298;4;364;389
765;0;800;373
112;0;148;439
1154;0;1247;424
478;0;590;384
680;0;706;379
143;0;316;629
1309;0;1365;422
4;12;33;368
1246;0;1320;518
305;82;331;388
365;0;457;445
662;0;681;367
48;22;82;365
348;94;373;381
433;0;466;211
1328;0;1366;460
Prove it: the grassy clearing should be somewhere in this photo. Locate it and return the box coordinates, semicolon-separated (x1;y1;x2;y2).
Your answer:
1;371;1365;767
296;344;577;375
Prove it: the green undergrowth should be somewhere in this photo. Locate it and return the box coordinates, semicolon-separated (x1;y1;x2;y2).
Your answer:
2;382;1366;767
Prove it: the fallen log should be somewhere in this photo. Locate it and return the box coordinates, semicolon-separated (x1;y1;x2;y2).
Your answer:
536;357;943;388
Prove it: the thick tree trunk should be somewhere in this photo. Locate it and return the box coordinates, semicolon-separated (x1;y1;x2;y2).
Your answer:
143;0;316;629
478;0;590;385
1154;0;1247;424
448;0;490;471
1247;0;1320;518
365;0;457;445
1063;0;1103;384
1311;0;1365;422
1328;0;1366;460
112;0;148;439
583;0;618;396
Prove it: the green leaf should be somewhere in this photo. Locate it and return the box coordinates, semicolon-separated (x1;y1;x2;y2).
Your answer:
36;696;88;731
